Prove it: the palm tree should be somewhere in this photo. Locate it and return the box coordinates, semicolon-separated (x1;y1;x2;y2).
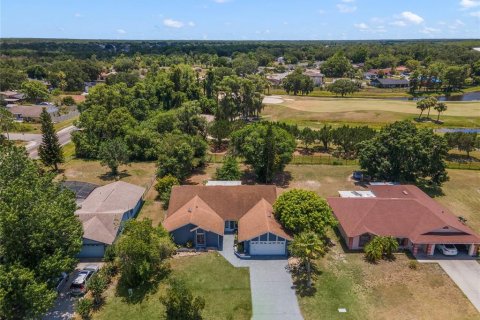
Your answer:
416;99;428;120
425;96;437;119
434;102;448;123
288;231;326;288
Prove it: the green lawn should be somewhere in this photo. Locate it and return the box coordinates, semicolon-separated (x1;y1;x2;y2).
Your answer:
262;96;480;129
299;240;480;320
93;252;252;320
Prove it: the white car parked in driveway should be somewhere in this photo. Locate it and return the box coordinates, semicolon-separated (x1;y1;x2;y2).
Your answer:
437;244;458;256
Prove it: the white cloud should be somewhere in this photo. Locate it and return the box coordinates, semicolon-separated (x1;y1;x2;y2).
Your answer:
342;0;355;2
354;23;369;30
213;0;231;3
420;27;440;34
188;21;195;27
470;10;480;16
163;19;184;28
460;0;480;8
337;3;357;13
390;20;407;27
74;13;82;18
318;9;326;14
116;29;126;34
400;11;424;24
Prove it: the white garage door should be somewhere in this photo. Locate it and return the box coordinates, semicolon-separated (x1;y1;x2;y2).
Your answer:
250;240;286;255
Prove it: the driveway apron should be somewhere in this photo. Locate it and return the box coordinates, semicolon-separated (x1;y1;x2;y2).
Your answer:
220;234;303;320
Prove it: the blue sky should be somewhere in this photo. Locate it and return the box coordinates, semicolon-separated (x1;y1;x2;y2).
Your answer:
1;0;479;40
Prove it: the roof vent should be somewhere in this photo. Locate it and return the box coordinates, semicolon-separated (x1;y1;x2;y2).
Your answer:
188;208;192;213
402;190;408;195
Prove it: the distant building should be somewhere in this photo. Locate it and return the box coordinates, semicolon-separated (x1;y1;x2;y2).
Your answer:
303;70;324;86
266;72;291;86
0;90;25;103
371;78;409;88
5;104;58;122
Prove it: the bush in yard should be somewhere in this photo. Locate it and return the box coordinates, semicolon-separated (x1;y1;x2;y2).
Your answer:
62;96;76;106
215;156;242;181
87;272;108;306
76;297;93;320
115;219;175;287
273;189;336;236
364;236;399;263
162;279;205;320
408;260;419;270
155;175;180;209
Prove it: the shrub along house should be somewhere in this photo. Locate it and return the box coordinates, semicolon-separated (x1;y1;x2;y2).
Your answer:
328;185;480;256
163;185;292;256
75;181;145;258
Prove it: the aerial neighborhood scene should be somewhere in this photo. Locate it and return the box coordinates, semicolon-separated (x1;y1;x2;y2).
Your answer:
1;0;480;319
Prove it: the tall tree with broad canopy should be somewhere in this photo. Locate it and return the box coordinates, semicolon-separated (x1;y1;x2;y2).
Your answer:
98;138;130;176
21;80;49;103
273;189;337;236
289;231;326;288
0;145;83;318
39;108;64;171
115;219;175;287
358;121;449;186
231;123;295;183
327;79;360;97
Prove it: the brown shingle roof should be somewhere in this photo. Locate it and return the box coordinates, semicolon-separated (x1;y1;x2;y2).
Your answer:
164;185;288;239
328;185;480;244
163;195;224;235
238;199;292;242
167;185;277;220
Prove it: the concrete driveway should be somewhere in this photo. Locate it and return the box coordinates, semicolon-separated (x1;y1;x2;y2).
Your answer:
220;235;303;320
43;262;103;320
418;257;480;313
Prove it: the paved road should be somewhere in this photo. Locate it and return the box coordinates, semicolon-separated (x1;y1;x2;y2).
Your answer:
220;235;303;320
418;257;480;312
7;126;77;158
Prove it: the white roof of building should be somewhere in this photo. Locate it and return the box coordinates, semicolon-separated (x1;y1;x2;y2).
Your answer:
338;190;376;198
205;180;242;186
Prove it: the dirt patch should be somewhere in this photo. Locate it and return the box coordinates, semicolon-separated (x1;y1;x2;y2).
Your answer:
263;95;284;104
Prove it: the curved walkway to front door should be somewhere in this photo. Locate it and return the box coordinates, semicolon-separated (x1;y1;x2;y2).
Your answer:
220;234;303;320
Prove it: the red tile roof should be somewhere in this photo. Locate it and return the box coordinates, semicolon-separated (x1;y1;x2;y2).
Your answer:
327;185;480;244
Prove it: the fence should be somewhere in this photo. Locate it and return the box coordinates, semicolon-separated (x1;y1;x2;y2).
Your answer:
206;154;479;170
53;110;80;123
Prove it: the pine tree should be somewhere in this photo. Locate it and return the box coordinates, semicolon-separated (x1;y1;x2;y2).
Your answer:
263;124;276;183
38;108;63;171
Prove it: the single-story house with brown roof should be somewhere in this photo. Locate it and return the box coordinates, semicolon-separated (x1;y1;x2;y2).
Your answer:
75;181;145;258
163;185;292;256
5;104;58;122
328;185;480;256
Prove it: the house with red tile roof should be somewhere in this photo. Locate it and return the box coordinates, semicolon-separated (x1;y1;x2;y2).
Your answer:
327;185;480;256
163;185;292;256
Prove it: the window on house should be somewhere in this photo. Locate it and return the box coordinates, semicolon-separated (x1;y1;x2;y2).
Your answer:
359;234;372;247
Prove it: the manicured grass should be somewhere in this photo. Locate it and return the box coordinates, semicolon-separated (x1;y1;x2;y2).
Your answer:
298;231;480;320
57;158;156;189
434;169;480;233
262;96;480;128
54;115;78;131
93;252;252;320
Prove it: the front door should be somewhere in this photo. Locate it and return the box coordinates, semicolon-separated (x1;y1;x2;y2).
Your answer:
196;231;206;247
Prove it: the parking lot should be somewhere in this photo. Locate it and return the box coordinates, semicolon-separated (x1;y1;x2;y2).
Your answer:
43;262;103;320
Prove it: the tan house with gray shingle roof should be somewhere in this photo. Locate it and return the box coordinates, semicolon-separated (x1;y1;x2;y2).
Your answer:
75;181;145;258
